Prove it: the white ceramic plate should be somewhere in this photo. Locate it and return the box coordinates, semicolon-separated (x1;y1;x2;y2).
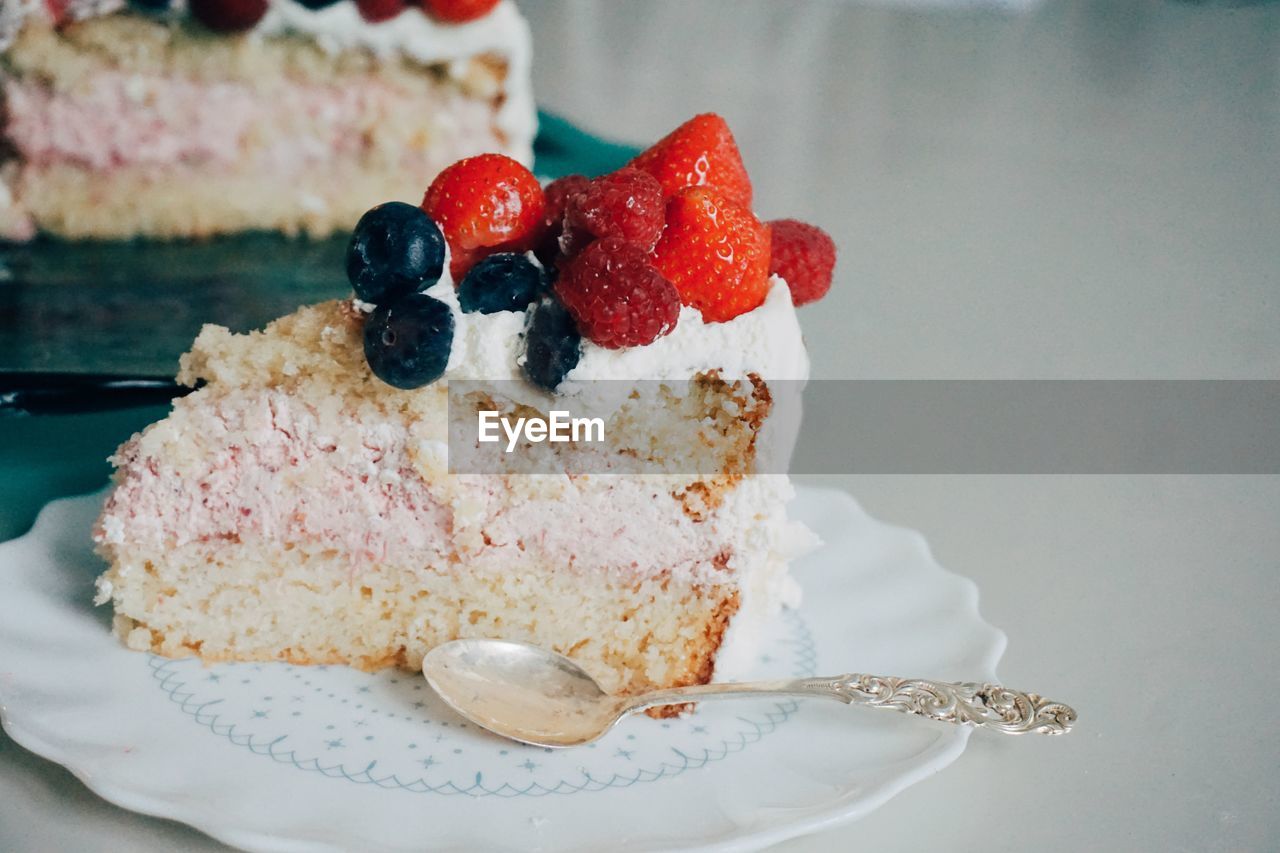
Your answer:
0;486;1004;852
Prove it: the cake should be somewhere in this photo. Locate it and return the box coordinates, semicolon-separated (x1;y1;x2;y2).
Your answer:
92;114;839;709
0;0;534;241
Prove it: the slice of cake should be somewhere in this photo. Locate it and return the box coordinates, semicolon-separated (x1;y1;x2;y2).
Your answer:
0;0;534;241
93;114;839;708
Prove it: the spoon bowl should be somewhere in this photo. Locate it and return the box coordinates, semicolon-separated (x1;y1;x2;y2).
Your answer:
423;639;629;746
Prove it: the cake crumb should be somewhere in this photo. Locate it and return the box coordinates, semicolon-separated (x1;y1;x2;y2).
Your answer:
93;576;113;606
125;626;152;651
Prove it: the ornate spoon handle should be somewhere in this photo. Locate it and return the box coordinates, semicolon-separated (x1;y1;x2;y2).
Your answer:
796;674;1076;735
631;674;1076;735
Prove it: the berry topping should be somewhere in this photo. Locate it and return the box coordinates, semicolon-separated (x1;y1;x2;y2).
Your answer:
652;187;770;323
458;253;546;315
188;0;269;32
44;0;124;24
768;219;837;306
355;0;405;22
535;173;590;266
363;293;455;390
555;237;680;349
346;202;446;306
420;0;500;23
562;167;666;253
522;297;582;392
629;113;753;208
42;0;70;22
422;154;546;280
295;0;341;7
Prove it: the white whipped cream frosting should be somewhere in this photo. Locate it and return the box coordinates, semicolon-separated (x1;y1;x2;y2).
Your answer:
712;474;818;680
430;270;811;384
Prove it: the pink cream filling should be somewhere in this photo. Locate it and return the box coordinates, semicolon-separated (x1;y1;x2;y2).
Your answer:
99;393;452;564
97;391;733;580
2;70;499;173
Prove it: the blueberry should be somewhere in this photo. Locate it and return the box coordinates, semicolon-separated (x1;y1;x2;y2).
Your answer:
521;298;581;392
346;202;446;306
363;293;454;390
295;0;342;7
129;0;174;9
458;253;546;315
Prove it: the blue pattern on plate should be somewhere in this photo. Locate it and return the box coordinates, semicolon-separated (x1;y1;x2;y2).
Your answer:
151;609;816;797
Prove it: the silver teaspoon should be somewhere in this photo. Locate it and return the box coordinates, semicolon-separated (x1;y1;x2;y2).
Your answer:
422;639;1076;748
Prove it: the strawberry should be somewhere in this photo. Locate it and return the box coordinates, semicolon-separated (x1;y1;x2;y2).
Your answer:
420;0;500;23
629;113;753;208
421;154;546;280
652;187;770;323
768;219;837;306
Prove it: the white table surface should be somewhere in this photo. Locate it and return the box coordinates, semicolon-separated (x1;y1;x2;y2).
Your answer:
3;0;1279;850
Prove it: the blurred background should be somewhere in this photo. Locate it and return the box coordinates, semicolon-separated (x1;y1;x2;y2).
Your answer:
3;1;1279;851
528;0;1280;380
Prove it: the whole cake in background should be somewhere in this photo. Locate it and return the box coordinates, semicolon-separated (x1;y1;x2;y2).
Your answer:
0;0;534;241
92;114;840;712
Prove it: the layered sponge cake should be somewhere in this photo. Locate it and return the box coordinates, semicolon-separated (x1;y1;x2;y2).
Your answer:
0;0;534;240
93;115;839;707
94;292;810;698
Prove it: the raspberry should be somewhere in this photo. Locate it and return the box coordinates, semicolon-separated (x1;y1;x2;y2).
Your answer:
629;113;753;208
652;187;770;323
535;173;589;267
188;0;269;31
563;167;665;253
420;0;499;23
356;0;404;22
768;219;836;306
421;153;546;280
555;237;680;349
